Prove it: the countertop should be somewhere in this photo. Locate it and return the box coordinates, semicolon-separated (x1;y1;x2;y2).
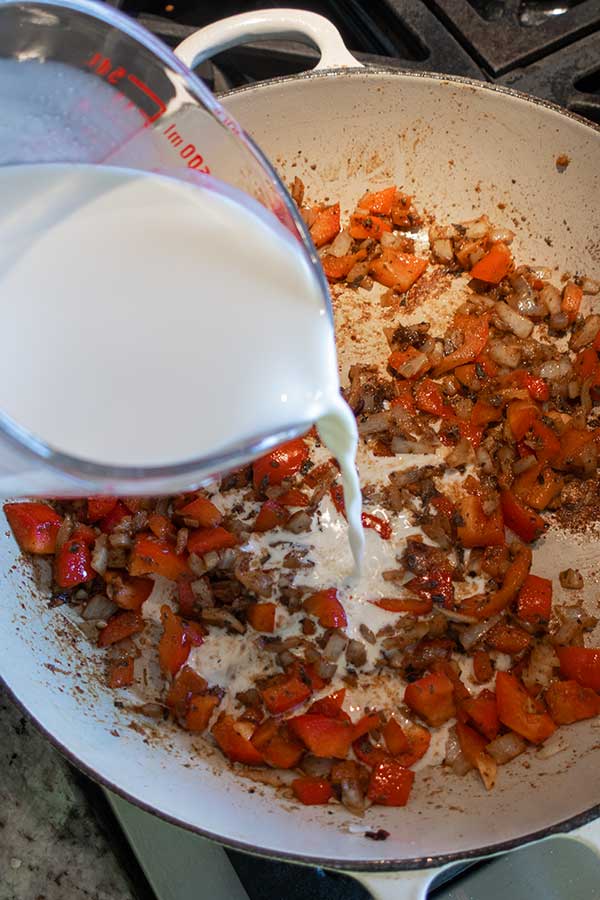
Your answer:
0;685;146;900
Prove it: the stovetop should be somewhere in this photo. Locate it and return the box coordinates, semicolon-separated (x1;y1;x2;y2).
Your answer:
114;0;600;123
98;1;599;897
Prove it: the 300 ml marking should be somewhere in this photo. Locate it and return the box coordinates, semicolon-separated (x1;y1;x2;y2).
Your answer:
86;53;211;173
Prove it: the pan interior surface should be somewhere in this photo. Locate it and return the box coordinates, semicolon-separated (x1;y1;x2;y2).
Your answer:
1;70;600;867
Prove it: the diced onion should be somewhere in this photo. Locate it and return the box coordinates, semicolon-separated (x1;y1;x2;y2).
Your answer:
538;358;572;381
91;534;108;576
323;631;347;661
539;284;561;315
536;731;570;760
82;594;117;621
432;238;454;263
459;614;501;651
495;302;534;339
582;277;600;295
329;229;353;258
489;340;522;369
487;732;527;764
570;315;600;351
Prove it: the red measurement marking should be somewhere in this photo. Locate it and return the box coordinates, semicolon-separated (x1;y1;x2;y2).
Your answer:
162;123;210;173
87;53;166;125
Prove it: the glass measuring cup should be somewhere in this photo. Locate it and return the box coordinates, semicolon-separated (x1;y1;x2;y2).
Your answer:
0;0;331;497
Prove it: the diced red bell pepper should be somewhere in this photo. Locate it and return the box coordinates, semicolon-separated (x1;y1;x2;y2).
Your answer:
260;673;312;715
187;526;237;556
462;689;499;740
310;203;341;248
4;502;62;555
393;720;431;767
292;777;333;805
471;398;503;429
530;419;561;463
456;495;505;548
473;650;494;684
358;186;397;216
523;373;550;402
561;281;583;322
432;659;471;707
352;735;390;768
545;680;600;725
513;464;562;511
99;500;131;534
246;602;276;633
517;574;552;624
321;251;362;282
130;534;188;581
121;498;145;514
253;438;309;491
554;427;597;472
414;378;453;418
404;672;456;727
148;513;176;541
276;489;311;508
186;695;220;733
177;496;222;527
457;421;484;450
303;588;347;628
373;596;433;615
288;714;354;758
370;250;428;291
106;572;154;611
431;494;455;519
349;213;392;241
367;759;414;807
405;568;454;609
175;577;196;618
71;523;97;546
330;484;392;539
433;313;490;376
460;544;532;620
392;381;416;414
211;714;264;766
86;497;118;522
360;512;392;540
251;720;304;768
486;622;532;656
382;717;411;756
253;500;289;533
556;647;600;692
291;660;327;692
388;347;430;378
500;490;547;543
309;689;348;719
108;656;134;688
158;605;204;676
470;241;512;283
455;720;497;790
352;714;381;741
166;665;208;718
98;610;144;647
496;671;556;744
54;539;92;588
576;347;600;381
506;399;539;441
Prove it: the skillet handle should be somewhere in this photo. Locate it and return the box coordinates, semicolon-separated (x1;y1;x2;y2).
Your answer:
174;8;363;73
345;864;456;899
572;819;600;856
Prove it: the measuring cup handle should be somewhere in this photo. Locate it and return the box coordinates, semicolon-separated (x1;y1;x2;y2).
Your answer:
174;8;362;73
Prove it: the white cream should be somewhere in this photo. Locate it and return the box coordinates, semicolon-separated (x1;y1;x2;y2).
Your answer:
0;162;364;568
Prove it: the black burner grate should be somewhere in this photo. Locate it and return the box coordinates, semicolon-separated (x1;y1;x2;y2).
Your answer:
425;0;600;75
